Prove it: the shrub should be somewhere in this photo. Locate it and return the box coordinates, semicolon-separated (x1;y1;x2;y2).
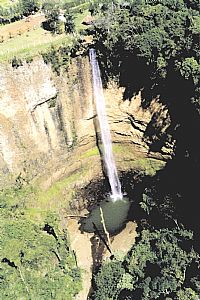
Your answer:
11;56;23;68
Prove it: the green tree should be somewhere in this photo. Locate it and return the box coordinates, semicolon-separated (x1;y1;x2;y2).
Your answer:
92;259;125;300
44;7;60;33
92;0;199;85
176;288;199;300
64;12;75;34
20;0;40;16
177;57;200;84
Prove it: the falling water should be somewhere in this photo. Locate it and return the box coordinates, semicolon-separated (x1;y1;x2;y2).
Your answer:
89;48;123;201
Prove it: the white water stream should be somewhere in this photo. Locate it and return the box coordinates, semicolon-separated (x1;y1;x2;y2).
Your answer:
89;48;123;201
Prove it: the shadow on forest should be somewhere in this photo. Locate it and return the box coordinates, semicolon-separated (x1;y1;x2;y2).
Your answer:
97;51;200;252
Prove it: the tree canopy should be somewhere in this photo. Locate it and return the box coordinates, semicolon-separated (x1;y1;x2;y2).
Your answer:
91;0;199;109
92;228;200;300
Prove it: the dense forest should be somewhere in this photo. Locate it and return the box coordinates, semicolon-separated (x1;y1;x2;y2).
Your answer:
88;0;200;299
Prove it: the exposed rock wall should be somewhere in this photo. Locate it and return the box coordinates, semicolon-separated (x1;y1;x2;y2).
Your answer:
0;56;173;188
104;84;172;155
0;57;95;187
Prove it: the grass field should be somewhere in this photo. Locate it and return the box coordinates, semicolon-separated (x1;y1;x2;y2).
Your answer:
0;9;90;62
0;0;16;8
0;27;72;61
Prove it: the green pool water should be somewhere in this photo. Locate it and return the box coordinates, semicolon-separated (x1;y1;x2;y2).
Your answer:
80;197;130;234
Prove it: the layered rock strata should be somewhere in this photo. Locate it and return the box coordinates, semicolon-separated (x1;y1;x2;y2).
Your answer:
0;56;173;188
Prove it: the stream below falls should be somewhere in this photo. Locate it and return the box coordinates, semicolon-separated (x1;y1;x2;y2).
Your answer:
67;216;137;300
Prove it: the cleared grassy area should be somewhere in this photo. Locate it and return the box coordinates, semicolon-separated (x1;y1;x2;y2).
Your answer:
0;0;16;8
74;8;89;31
0;8;90;61
0;27;73;61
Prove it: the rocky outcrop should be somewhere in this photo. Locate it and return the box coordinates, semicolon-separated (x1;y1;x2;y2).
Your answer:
104;84;173;156
0;56;173;188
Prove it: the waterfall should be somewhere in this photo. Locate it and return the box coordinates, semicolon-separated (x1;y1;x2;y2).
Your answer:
89;48;123;201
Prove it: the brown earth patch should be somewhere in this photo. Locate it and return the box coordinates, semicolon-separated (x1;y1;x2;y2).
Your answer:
0;13;45;41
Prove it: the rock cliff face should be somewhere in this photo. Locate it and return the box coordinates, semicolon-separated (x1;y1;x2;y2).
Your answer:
104;84;171;152
0;56;173;188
